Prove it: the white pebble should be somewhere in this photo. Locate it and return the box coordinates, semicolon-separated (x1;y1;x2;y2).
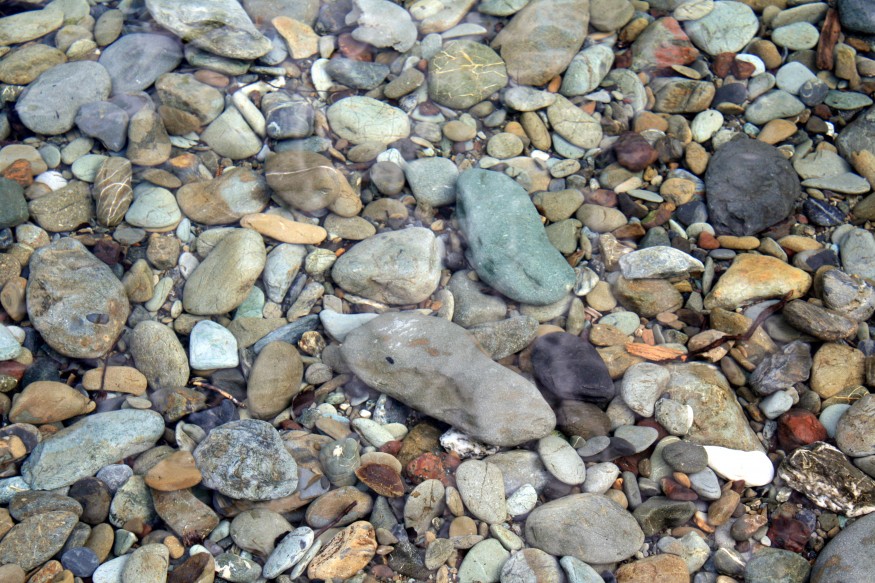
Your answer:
704;445;775;487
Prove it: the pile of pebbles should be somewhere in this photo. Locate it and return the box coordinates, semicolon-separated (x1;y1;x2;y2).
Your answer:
1;0;875;581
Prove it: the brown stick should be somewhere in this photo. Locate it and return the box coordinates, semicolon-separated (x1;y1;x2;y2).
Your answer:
190;379;247;408
678;292;794;362
313;502;357;538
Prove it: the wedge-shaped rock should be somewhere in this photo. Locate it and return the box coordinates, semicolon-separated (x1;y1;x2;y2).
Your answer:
341;313;556;446
525;494;644;563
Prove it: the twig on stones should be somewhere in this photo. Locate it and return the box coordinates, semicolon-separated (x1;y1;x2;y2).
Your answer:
190;378;247;408
314;501;357;538
679;292;795;362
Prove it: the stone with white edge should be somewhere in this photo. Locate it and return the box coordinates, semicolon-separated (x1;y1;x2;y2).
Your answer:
704;445;775;486
620;362;671;417
505;484;538;516
0;325;21;361
581;462;620;494
189;320;239;370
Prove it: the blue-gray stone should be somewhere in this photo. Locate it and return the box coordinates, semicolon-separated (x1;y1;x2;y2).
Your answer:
456;169;575;305
839;0;875;34
62;547;100;578
252;315;319;354
75;101;129;152
98;33;183;94
21;410;165;490
325;58;390;90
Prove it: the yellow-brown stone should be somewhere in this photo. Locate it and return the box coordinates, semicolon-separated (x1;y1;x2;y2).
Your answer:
810;343;865;399
9;381;95;424
617;554;689;583
145;450;202;491
704;254;812;310
82;366;148;395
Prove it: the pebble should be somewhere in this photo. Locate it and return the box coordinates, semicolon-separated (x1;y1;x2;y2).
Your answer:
704;446;775;486
457;169;575;305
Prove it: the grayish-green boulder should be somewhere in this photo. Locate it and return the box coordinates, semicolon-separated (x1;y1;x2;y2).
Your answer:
456;169;575;305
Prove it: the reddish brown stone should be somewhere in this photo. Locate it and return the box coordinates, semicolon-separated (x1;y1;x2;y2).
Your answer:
641;203;676;228
406;452;451;486
585;189;618;207
697;231;720;250
378;440;402;455
355;463;405;498
338;33;372;61
731;58;757;80
661;477;698;501
0;361;26;379
777;408;827;451
712;53;736;78
614;132;659;172
1;159;33;187
92;238;124;267
767;514;811;552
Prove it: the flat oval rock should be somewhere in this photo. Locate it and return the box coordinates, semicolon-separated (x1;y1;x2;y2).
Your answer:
532;332;615;402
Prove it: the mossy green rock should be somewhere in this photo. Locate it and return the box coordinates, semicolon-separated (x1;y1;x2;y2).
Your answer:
456;169;575;305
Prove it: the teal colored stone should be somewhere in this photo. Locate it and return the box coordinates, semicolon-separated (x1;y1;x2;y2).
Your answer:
0;178;28;228
456;169;575;305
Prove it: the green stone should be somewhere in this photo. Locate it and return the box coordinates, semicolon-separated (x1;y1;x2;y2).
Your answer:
0;179;28;229
456;169;575;305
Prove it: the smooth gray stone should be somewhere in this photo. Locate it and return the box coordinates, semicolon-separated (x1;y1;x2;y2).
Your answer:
341;312;556;447
145;0;272;59
16;61;112;135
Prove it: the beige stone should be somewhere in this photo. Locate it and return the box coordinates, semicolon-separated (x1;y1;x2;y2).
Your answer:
616;553;689;583
240;213;327;245
272;17;318;59
757;119;797;144
82;366;148;395
144;450;202;491
307;521;377;580
9;381;95;424
810;343;865;399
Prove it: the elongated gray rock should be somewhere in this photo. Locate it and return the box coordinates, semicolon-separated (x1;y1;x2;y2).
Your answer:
27;238;130;359
456;169;575;305
21;410;165;490
341;312;556;446
16;61;112;135
525;494;644;563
